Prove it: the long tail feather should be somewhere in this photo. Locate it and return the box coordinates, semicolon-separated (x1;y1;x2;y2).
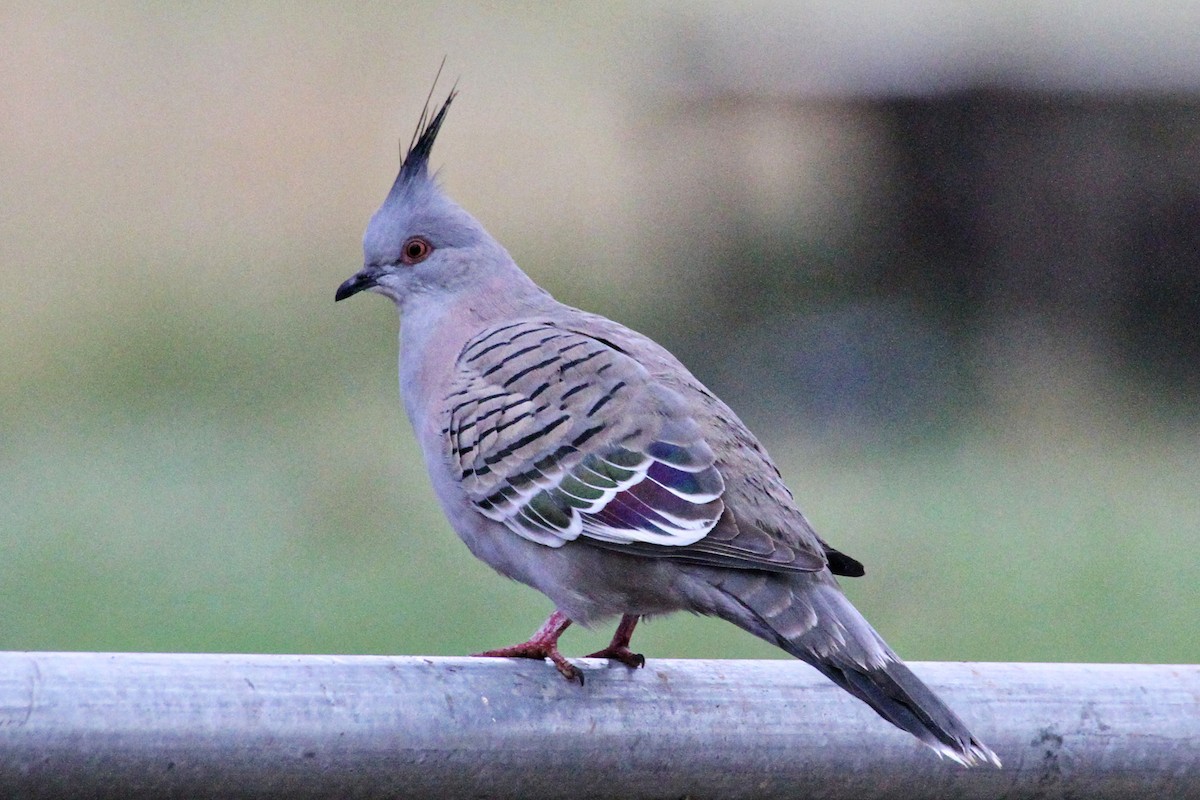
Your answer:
703;572;1001;767
800;650;1001;767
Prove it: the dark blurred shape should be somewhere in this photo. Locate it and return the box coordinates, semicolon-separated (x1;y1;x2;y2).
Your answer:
1121;186;1200;393
637;88;1200;428
884;90;1200;395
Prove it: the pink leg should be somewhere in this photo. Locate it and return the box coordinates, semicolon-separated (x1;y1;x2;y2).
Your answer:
473;610;583;684
586;614;645;669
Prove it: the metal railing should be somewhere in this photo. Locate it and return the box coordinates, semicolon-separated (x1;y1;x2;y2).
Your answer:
0;652;1196;799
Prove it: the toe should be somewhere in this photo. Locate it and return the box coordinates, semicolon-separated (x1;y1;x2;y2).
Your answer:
550;655;584;685
586;646;646;669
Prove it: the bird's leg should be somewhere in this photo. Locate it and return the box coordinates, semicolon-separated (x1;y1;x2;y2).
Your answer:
585;614;645;669
473;610;583;684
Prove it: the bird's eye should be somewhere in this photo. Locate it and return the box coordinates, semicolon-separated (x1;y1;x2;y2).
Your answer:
401;237;432;265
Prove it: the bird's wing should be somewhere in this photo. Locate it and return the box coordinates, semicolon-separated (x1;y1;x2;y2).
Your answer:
443;320;827;573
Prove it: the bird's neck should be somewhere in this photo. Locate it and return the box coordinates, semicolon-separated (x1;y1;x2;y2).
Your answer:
397;266;555;442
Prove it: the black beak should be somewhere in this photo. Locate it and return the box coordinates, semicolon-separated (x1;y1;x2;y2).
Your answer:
335;266;384;302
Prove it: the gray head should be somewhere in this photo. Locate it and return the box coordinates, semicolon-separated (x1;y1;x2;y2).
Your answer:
335;91;527;311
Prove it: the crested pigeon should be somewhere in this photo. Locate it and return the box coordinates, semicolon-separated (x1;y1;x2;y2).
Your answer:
335;89;1000;768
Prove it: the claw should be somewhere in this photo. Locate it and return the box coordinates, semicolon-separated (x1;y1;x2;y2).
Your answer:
551;655;584;685
585;644;645;669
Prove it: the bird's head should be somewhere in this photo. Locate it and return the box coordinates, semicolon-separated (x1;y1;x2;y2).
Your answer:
336;90;509;310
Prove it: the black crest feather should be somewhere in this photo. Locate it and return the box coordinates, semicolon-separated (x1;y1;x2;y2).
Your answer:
399;64;457;185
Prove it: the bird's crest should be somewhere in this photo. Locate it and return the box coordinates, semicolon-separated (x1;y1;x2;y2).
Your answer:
396;66;457;189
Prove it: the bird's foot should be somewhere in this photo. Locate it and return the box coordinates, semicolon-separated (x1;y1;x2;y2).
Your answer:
472;610;583;684
474;640;583;684
584;643;645;669
585;614;645;669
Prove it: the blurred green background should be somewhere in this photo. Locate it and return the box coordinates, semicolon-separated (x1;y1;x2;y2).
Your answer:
2;4;1197;666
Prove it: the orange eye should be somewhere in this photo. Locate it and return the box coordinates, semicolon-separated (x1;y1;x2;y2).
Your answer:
401;236;432;265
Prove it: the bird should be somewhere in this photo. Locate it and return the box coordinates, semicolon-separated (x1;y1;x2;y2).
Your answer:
335;87;1000;768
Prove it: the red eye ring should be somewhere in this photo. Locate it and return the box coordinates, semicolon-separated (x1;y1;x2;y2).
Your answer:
401;236;432;265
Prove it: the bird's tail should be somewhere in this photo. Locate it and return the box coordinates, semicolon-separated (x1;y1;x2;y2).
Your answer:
797;642;1000;767
702;572;1001;767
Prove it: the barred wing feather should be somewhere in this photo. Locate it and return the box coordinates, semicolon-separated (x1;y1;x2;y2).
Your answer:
445;321;725;549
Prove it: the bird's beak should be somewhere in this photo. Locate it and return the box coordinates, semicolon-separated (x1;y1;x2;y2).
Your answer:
335;266;385;302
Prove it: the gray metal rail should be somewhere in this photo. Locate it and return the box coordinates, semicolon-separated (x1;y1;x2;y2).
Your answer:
0;652;1196;799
